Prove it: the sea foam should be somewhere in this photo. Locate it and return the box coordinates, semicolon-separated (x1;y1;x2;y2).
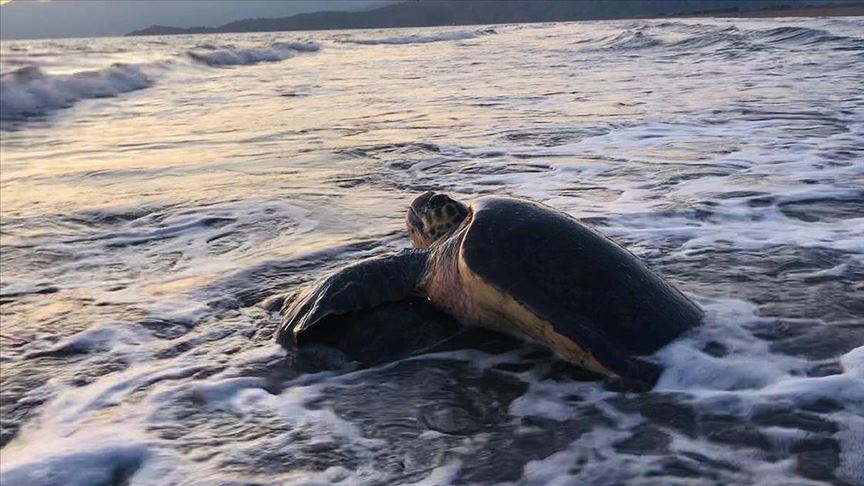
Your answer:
187;41;321;66
342;29;493;45
0;63;157;121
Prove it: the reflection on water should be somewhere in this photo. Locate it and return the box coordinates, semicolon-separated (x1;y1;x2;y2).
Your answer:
1;18;863;485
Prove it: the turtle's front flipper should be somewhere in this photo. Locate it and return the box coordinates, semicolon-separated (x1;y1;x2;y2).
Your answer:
276;249;429;349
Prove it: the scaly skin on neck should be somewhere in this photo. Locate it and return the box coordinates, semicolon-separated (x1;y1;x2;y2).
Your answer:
420;222;487;327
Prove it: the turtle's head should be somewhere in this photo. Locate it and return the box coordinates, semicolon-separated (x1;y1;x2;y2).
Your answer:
407;191;469;248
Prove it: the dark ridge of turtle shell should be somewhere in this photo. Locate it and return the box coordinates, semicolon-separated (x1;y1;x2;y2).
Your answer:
460;196;703;356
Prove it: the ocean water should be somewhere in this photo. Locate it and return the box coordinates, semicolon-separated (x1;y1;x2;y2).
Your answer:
1;18;863;485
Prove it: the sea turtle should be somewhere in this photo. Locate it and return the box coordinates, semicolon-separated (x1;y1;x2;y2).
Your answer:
275;192;703;389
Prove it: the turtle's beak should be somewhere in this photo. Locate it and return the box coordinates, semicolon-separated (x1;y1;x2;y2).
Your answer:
407;205;422;230
407;193;432;248
407;191;432;231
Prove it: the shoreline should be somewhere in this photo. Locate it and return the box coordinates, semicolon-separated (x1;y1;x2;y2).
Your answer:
119;2;864;38
2;3;862;41
675;3;864;18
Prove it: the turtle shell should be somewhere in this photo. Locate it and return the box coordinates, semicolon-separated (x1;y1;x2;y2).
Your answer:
460;196;702;357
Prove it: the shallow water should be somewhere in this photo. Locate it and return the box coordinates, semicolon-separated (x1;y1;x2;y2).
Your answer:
1;18;863;486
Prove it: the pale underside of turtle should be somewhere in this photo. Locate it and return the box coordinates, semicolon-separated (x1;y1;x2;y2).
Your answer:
275;195;703;390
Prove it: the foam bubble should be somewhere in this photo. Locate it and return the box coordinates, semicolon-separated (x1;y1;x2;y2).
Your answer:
401;461;462;486
655;297;806;392
0;442;149;486
25;323;152;358
0;63;158;121
188;41;320;67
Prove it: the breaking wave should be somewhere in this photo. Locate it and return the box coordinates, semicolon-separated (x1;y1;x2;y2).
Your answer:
587;24;863;53
596;30;663;50
0;63;158;122
187;41;321;66
752;25;858;47
342;29;493;45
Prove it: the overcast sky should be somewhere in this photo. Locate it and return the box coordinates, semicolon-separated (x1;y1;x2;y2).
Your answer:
0;0;386;39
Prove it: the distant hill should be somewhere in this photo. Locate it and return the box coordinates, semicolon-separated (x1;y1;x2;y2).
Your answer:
126;0;864;36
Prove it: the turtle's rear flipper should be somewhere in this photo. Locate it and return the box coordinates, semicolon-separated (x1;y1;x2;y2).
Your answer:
276;249;429;350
